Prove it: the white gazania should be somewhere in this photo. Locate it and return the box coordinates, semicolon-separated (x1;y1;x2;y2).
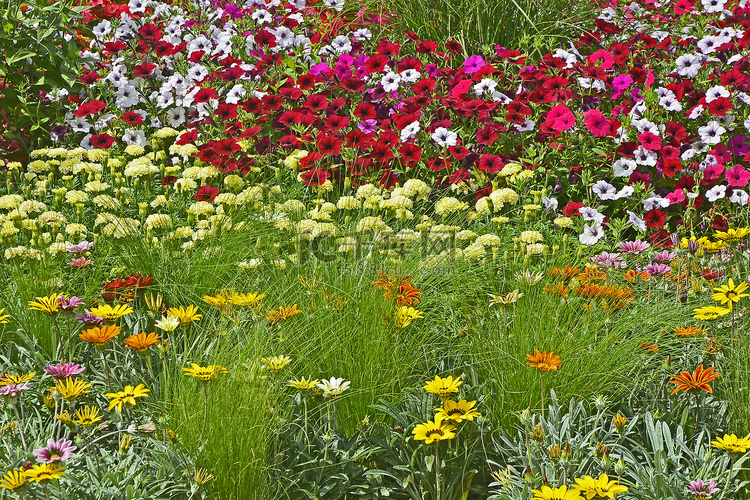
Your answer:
316;377;351;398
155;315;181;332
579;222;604;246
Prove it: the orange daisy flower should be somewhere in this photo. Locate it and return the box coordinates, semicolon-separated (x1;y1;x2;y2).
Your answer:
674;326;707;338
669;365;721;395
123;332;160;352
79;325;121;348
526;350;561;372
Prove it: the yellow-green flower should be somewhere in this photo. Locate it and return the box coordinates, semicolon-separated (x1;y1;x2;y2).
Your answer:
74;406;102;427
28;293;62;315
712;434;750;454
423;375;462;400
394;306;423;328
412;414;457;444
54;378;92;400
261;355;291;372
183;363;227;382
532;485;582;500
228;292;266;309
434;399;481;423
22;463;65;483
0;372;35;386
167;305;202;324
288;377;319;391
0;308;9;324
711;278;749;311
89;304;133;321
105;384;150;412
573;474;628;499
693;305;731;321
0;468;26;490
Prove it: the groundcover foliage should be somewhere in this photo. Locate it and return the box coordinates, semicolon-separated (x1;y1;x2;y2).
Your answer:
1;0;750;498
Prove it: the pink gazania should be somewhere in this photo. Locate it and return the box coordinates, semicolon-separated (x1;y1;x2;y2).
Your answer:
33;438;77;464
44;363;85;380
645;263;672;277
725;164;750;187
618;240;650;254
0;383;31;398
68;257;94;268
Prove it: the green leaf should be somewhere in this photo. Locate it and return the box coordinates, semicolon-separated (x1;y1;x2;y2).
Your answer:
6;49;36;65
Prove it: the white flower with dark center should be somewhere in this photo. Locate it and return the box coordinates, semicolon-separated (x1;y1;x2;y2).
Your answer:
698;121;726;144
675;54;702;77
331;35;352;53
579;206;605;223
613;186;635;200
701;0;725;12
400;121;420;142
515;120;536;132
128;0;149;13
400;69;421;83
380;72;401;92
352;28;372;41
122;129;147;147
579;222;604;246
474;78;497;95
225;84;246;105
633;146;657;167
705;85;730;103
116;85;140;109
643;196;670;211
593;180;617;200
92;20;112;40
251;9;272;24
431;127;458;147
166;107;185;127
491;91;512;104
187;64;209;83
627;211;647;232
705;185;726;202
730;189;749;205
697;35;719;54
187;36;211;54
323;0;345;10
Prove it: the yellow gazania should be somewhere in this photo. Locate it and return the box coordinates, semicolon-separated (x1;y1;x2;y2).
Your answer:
167;305;202;324
28;293;62;315
79;324;121;347
423;375;462;399
203;292;231;311
693;305;732;320
711;434;750;454
0;468;26;490
54;378;92;400
228;292;266;309
711;278;749;311
123;331;160;352
0;308;9;324
412;414;457;444
89;304;134;321
55;411;74;426
531;485;582;500
22;463;66;483
288;377;319;391
613;413;627;432
0;372;35;386
714;227;750;241
573;474;628;499
434;399;481;423
489;289;523;306
183;363;227;382
394;306;423;328
267;304;302;324
74;406;103;427
105;384;150;412
261;355;291;372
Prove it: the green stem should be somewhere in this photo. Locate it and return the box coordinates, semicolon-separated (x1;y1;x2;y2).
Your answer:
435;445;441;500
102;350;112;392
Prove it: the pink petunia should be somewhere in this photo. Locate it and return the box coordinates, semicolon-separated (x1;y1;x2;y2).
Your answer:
588;49;615;70
584;109;611;137
463;55;485;74
726;164;750;187
546;105;576;131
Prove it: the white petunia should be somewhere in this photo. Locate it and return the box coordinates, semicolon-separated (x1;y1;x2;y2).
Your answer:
431;127;458;147
705;185;726;202
579;222;604;246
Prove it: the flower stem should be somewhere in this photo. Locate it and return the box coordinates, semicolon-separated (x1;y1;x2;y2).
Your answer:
694;393;700;443
102;350;112;392
435;445;441;500
44;484;52;500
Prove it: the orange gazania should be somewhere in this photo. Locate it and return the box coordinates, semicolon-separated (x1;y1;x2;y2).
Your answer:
575;268;607;284
547;265;581;281
674;326;707;338
267;304;302;324
669;365;721;395
544;282;570;297
526;350;561;372
639;342;659;353
374;271;422;306
80;325;121;347
123;332;160;352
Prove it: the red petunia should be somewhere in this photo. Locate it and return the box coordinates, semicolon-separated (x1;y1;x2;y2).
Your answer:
644;209;667;228
193;186;220;202
73;100;107;117
562;202;585;217
300;168;331;186
89;133;116;149
121;111;145;125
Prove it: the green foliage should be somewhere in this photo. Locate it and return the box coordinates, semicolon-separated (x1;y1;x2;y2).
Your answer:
0;0;88;156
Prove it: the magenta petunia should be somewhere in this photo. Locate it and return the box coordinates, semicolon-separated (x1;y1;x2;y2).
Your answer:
584;109;611;137
463;55;485;74
725;164;750;187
